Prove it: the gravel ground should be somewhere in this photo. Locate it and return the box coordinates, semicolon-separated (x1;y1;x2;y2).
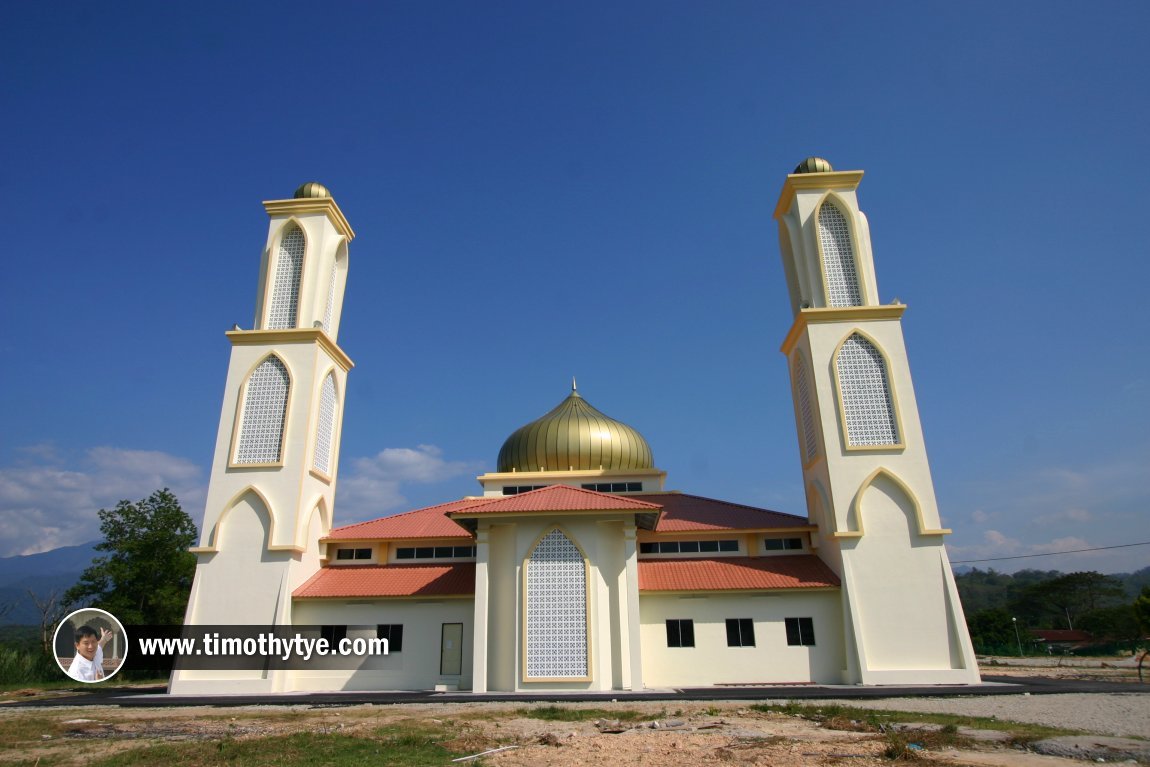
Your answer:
779;693;1150;738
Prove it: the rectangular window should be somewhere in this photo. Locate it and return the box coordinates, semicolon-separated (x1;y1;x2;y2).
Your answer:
376;624;403;652
335;547;371;560
639;542;657;554
320;625;347;643
581;482;643;493
765;537;803;551
785;617;816;646
395;546;475;560
665;619;695;648
503;485;546;495
719;540;739;552
726;618;755;647
679;541;700;553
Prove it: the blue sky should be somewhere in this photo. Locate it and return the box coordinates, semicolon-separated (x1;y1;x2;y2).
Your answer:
1;1;1147;573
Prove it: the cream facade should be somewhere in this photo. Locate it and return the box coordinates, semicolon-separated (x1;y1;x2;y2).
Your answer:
171;161;979;696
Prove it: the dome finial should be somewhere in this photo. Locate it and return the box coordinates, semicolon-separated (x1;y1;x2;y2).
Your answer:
294;181;331;199
572;376;577;392
793;157;834;174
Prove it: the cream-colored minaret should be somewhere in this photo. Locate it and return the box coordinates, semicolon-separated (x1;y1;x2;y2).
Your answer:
774;158;978;685
171;183;354;694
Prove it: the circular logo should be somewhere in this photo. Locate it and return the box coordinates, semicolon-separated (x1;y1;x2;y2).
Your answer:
53;608;128;683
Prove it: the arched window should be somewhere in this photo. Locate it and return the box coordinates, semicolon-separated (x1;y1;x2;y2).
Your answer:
312;373;337;474
267;224;305;329
793;353;819;463
835;333;899;447
235;356;290;464
525;529;588;679
817;203;862;307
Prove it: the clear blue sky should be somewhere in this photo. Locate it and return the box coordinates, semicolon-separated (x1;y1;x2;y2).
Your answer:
2;1;1147;573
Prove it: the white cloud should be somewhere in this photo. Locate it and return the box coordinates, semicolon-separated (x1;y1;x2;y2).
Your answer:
970;509;991;525
0;446;207;557
334;445;483;525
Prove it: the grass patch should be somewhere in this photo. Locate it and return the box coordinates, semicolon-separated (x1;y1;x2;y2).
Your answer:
514;705;655;722
752;702;1081;742
0;715;67;749
83;727;470;767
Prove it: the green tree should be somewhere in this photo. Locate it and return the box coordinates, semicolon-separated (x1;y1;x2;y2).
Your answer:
63;489;197;625
1010;571;1125;629
1134;585;1150;635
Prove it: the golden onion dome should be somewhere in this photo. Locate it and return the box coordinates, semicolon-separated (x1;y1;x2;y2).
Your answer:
496;384;654;473
793;157;834;174
294;181;332;199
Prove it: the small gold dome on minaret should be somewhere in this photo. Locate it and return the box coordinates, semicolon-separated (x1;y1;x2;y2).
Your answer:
793;157;834;174
496;383;654;473
294;182;332;199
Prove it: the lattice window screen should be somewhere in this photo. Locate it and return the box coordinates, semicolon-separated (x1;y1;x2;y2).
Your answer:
321;255;338;334
525;529;588;678
794;354;819;462
312;374;337;474
836;334;899;446
268;224;305;329
818;204;862;307
236;356;290;463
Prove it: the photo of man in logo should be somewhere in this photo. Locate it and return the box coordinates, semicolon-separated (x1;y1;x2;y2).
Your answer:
54;608;127;683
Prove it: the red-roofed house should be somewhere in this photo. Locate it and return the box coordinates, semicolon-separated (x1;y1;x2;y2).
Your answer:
172;163;980;696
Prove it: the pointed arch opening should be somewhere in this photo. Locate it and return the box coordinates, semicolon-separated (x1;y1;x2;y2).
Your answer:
817;199;862;307
834;331;901;448
522;527;590;681
267;222;306;329
312;372;338;475
235;355;290;464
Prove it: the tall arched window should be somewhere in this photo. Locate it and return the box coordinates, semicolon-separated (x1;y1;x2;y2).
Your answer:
525;529;588;679
267;223;305;329
835;333;899;447
312;373;337;475
793;353;819;463
235;356;290;464
817;203;862;307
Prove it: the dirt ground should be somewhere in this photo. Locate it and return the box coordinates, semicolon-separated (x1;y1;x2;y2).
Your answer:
1;659;1146;767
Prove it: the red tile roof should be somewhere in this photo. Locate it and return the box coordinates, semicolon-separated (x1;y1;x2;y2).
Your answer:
326;498;484;540
293;563;476;598
643;493;809;532
449;484;663;515
639;555;839;592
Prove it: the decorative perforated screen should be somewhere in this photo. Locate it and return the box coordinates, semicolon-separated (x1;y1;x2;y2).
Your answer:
817;204;862;307
322;255;337;334
268;224;304;329
794;354;819;462
236;356;290;463
312;373;336;474
525;529;588;679
836;334;899;446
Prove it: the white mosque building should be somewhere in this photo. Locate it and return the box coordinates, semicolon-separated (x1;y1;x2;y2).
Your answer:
170;160;980;694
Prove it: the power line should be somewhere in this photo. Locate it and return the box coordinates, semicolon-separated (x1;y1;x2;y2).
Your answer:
951;540;1150;564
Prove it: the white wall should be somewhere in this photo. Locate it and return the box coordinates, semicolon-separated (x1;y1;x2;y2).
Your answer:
639;591;844;687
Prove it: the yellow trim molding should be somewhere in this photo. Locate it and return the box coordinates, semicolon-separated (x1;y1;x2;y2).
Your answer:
264;197;355;241
227;329;354;371
843;467;952;538
780;305;906;355
830;328;907;452
773;170;864;221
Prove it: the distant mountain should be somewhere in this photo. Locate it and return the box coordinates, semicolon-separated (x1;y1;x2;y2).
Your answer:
0;542;99;625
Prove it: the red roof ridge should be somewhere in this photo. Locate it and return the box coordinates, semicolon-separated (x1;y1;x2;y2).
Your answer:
326;496;498;537
646;492;808;523
449;483;664;515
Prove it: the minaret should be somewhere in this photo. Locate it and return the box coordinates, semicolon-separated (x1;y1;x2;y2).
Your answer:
774;158;978;684
172;183;354;693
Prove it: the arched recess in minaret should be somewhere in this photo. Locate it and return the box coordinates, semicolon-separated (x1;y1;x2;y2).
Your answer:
233;353;293;466
266;220;307;329
522;526;590;681
311;371;339;477
815;195;863;308
321;238;348;337
831;330;903;450
850;468;927;539
204;486;275;551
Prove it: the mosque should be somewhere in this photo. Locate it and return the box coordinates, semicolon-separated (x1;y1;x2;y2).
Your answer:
170;159;980;694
